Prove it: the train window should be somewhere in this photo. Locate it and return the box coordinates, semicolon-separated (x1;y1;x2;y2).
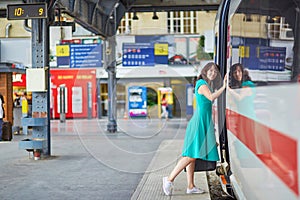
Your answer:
228;0;299;86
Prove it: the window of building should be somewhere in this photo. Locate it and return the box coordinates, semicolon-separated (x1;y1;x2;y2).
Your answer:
118;11;197;35
118;12;132;34
168;11;197;34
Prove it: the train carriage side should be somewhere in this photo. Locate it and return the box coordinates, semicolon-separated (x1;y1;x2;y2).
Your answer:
215;0;300;199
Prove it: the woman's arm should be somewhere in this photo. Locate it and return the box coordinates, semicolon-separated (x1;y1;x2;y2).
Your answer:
227;86;252;101
198;76;227;101
199;84;225;101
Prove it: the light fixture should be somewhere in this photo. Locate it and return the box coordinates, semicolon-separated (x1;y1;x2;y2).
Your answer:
152;11;159;20
132;12;139;20
266;16;274;23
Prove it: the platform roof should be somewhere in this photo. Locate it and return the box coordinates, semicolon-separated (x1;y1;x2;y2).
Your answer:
0;62;26;74
52;0;221;38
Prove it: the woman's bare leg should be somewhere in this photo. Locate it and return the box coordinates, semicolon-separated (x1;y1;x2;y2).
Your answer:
186;159;196;189
168;157;195;182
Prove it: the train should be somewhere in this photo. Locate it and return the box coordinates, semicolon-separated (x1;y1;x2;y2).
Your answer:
214;0;300;199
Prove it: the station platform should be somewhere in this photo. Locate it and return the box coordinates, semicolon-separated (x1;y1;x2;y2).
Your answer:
131;140;211;200
0;119;211;200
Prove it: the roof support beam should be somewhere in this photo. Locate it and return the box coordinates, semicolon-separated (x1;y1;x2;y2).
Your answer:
56;0;134;38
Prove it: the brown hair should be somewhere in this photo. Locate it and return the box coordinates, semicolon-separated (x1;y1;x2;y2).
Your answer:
197;62;222;90
229;63;244;89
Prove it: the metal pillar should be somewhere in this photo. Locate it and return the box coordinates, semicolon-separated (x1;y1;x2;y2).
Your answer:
96;78;102;119
19;1;51;157
87;82;92;119
59;85;66;123
31;16;50;155
105;35;117;133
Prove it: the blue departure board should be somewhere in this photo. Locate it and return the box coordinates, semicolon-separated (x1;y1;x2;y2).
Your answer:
122;43;155;66
70;44;102;68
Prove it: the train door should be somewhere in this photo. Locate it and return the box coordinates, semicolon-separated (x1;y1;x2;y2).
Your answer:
215;0;300;199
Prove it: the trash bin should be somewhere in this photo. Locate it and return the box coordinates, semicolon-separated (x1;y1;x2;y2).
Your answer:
2;121;12;141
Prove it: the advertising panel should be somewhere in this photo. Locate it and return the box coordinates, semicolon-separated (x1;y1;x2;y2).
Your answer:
128;86;147;117
50;68;97;119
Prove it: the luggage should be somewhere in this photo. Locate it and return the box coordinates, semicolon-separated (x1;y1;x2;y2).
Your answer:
184;158;216;172
2;121;12;141
194;158;216;171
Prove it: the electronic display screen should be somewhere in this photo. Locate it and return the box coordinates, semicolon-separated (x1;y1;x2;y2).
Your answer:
7;3;47;20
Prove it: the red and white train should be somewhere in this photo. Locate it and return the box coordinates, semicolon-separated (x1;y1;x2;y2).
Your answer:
214;0;300;199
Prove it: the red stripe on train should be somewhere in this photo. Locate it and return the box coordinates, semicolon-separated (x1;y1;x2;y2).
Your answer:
226;109;299;195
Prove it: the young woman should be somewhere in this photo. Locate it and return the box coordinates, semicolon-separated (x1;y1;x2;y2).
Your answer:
228;63;256;119
163;62;227;195
161;94;168;119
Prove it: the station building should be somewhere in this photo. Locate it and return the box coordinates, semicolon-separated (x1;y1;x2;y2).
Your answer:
0;5;218;120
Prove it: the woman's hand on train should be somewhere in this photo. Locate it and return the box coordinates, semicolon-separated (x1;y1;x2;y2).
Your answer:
222;74;227;89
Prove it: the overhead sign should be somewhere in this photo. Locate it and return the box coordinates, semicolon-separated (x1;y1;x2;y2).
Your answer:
122;43;155;66
7;3;47;20
70;44;102;68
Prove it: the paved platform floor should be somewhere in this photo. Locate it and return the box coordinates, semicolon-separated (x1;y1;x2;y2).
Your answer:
0;119;211;200
131;140;211;200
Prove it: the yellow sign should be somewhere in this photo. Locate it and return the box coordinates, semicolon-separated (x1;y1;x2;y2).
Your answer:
239;45;249;58
56;45;70;57
154;43;168;55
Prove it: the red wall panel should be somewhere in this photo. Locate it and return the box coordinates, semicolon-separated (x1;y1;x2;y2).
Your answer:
50;68;97;119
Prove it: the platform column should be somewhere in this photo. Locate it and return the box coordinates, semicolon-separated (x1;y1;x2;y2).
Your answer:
105;35;117;133
19;5;50;156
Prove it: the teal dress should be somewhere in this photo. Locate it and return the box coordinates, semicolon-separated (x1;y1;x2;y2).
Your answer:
240;80;256;119
182;79;219;161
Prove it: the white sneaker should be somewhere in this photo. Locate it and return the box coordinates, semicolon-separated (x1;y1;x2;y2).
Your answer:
162;177;173;196
186;187;205;194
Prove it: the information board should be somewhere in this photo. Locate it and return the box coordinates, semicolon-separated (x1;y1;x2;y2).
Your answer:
122;43;154;66
70;44;102;68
